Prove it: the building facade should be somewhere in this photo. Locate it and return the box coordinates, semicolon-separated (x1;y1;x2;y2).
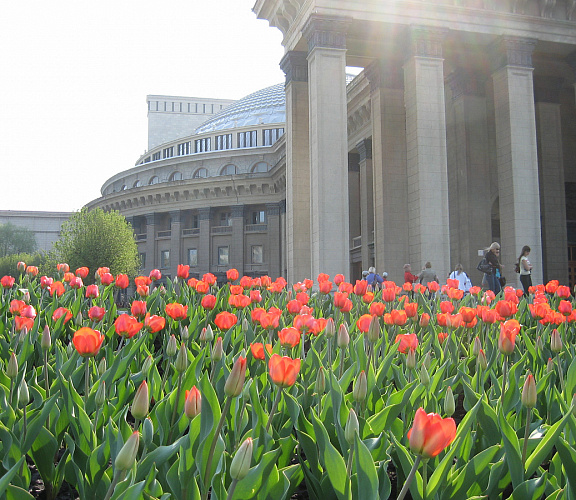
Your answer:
88;0;576;288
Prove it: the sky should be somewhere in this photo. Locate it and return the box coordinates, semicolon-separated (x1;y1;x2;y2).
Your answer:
0;0;285;213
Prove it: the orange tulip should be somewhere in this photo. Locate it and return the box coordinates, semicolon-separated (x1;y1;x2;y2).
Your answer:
278;327;300;348
115;274;129;289
49;281;65;297
226;268;239;281
177;264;190;279
499;319;520;355
165;302;188;321
184;386;202;419
356;314;373;333
144;313;165;333
395;333;418;354
52;307;73;324
558;300;572;316
369;302;386;317
250;342;272;360
131;300;147;318
1;275;15;288
214;311;238;330
201;294;217;310
115;314;144;339
73;327;104;357
404;302;418;318
408;407;456;458
269;354;301;388
391;309;408;326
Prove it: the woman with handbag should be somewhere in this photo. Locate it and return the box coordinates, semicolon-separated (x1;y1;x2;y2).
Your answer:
484;242;502;294
517;245;533;295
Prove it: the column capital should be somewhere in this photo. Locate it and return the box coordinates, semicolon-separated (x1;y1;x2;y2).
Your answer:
446;68;485;100
356;139;373;162
490;36;537;72
169;210;181;223
145;213;156;225
280;51;308;84
302;15;351;52
231;204;244;218
265;202;281;216
407;26;448;59
348;152;360;173
365;60;403;91
534;76;564;103
198;207;211;221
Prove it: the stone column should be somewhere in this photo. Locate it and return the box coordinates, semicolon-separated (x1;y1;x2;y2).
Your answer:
266;203;281;279
491;37;542;284
144;213;156;274
231;205;244;275
198;207;211;275
280;51;311;284
303;15;351;281
169;210;182;278
348;152;361;258
403;27;451;279
445;69;491;278
366;61;409;283
279;199;287;279
535;78;568;283
357;139;374;270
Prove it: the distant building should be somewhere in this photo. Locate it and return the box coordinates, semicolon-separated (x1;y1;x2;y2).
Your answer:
0;210;71;254
88;0;576;288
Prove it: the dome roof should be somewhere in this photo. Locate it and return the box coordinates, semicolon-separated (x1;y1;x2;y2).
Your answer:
195;83;285;134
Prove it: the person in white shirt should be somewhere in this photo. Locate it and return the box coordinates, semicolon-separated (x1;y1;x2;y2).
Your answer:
518;245;533;295
449;263;472;293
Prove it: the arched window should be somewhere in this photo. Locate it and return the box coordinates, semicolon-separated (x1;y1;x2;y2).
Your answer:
121;185;127;191
193;168;208;179
149;176;160;185
169;171;183;181
133;180;142;188
251;162;269;173
220;164;237;175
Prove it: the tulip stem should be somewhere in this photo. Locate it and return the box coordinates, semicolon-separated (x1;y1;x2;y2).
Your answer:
500;356;508;408
397;455;422;500
522;407;532;468
103;469;125;500
422;459;428;500
84;357;91;409
202;396;232;500
339;349;345;379
266;387;283;432
22;404;27;443
168;372;183;443
346;441;355;477
556;353;565;395
225;479;239;500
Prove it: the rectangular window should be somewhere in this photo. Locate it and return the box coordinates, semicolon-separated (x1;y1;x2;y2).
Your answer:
139;253;146;269
215;134;232;151
195;137;211;153
237;130;257;148
152;152;161;161
252;210;266;224
191;214;199;228
263;128;285;146
163;147;174;159
218;246;229;266
188;248;198;267
178;141;191;156
251;245;263;264
219;212;231;226
160;250;170;269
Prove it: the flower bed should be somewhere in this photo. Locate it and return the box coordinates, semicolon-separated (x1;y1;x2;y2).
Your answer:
1;264;576;499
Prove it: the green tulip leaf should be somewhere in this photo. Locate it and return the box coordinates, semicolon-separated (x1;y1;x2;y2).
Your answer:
0;456;26;497
354;432;379;500
509;472;547;500
498;406;523;489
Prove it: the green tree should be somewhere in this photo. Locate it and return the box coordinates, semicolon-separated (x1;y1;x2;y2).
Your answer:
0;223;37;257
47;207;140;283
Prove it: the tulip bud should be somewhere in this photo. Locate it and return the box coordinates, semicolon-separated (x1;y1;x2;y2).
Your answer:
166;334;178;357
143;418;154;448
20;289;30;303
550;329;562;353
423;351;431;371
17;261;26;273
184;386;201;419
521;374;537;408
535;336;543;351
7;352;18;378
472;336;481;357
230;438;253;480
478;349;487;370
181;325;189;341
337;323;350;348
324;318;335;339
444;386;455;417
407;348;416;370
315;366;326;395
224;354;247;397
367;316;380;343
353;370;367;403
142;355;153;373
98;357;107;376
420;364;430;387
212;337;223;362
242;318;249;332
18;327;28;344
19;377;29;407
95;381;106;407
66;342;75;357
75;312;83;327
547;357;555;374
175;344;189;374
345;408;359;445
203;325;214;343
41;325;52;351
131;381;149;420
159;286;166;296
115;431;140;471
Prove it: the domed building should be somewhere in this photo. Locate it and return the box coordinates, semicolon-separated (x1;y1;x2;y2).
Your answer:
89;0;576;288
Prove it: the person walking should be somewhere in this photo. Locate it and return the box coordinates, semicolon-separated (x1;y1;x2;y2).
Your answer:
403;264;420;284
484;242;502;294
366;267;383;291
517;245;533;295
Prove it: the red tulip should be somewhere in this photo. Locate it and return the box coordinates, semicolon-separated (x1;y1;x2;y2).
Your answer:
57;263;70;273
100;273;114;286
334;274;345;285
149;269;162;281
419;313;430;327
49;281;65;297
250;342;272;360
114;314;144;339
404;302;418;318
353;280;368;296
195;281;210;294
15;316;34;332
407;407;456;458
382;287;397;303
369;302;386;317
319;280;333;294
64;271;75;282
165;302;188;321
52;307;73;324
278;327;300;348
26;266;39;277
391;309;408;326
558;300;572;316
340;298;353;313
134;276;151;287
73;327;104;357
88;306;106;322
201;294;217;310
203;273;217;285
499;319;520;355
136;284;149;297
69;276;83;289
177;264;190;279
495;300;517;318
356;314;373;333
9;299;26;315
438;332;448;344
85;284;99;299
75;267;89;279
131;301;147;317
226;268;239;282
269;354;301;388
556;285;571;299
214;311;238;330
250;289;262;303
395;333;418;353
144;313;165;333
115;274;129;289
440;301;454;314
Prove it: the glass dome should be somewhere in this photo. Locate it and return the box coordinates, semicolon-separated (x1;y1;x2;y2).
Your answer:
195;83;285;134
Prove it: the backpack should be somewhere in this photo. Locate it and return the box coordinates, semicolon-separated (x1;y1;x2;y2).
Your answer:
514;262;520;273
477;258;492;274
